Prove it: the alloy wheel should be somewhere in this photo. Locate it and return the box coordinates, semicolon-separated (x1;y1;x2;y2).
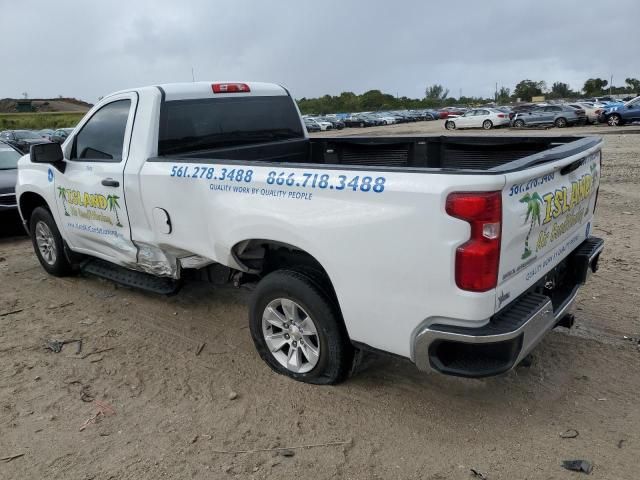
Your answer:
262;298;320;374
35;221;57;266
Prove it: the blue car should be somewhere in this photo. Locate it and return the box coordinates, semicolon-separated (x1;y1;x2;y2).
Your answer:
599;97;640;126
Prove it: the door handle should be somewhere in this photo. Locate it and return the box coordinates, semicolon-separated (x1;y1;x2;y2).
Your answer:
101;178;120;187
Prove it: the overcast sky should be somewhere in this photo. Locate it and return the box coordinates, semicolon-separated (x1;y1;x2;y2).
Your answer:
2;0;639;102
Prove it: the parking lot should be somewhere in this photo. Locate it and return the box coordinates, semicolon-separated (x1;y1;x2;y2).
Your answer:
0;123;638;479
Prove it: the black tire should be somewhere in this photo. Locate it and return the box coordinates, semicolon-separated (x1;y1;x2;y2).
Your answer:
445;121;456;130
554;117;567;128
29;207;72;276
513;119;525;128
482;120;493;130
249;269;353;385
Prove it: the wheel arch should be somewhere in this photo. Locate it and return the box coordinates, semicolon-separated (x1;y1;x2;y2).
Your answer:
18;191;51;232
232;238;341;311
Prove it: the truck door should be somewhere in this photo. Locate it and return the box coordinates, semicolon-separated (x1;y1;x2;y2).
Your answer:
54;94;138;264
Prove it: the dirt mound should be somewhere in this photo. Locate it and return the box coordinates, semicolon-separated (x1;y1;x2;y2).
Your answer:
0;97;92;113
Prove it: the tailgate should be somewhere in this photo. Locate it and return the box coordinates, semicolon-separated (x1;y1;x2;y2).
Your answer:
497;146;602;309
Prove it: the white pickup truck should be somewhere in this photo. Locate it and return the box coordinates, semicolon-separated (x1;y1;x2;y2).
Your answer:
16;82;604;384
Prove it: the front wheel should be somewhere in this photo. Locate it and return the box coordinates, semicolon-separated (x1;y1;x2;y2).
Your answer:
607;114;622;126
249;270;353;385
29;207;73;276
513;119;525;128
482;120;493;130
445;121;456;130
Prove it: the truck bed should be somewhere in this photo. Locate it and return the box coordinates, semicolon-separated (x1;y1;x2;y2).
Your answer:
167;135;600;173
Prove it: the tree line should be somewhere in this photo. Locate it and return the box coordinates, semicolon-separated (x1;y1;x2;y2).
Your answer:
296;77;640;114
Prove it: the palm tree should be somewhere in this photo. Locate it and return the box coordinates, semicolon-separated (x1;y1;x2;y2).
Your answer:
106;195;123;227
57;187;70;216
519;192;543;259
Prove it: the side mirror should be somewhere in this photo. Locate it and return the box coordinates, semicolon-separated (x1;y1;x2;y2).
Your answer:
30;142;66;172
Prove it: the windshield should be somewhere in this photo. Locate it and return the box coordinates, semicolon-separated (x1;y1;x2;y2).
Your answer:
0;146;21;169
624;96;640;107
158;95;305;155
14;130;41;140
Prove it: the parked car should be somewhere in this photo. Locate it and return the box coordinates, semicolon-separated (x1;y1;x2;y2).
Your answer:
343;115;370;128
309;118;333;131
413;109;437;120
598;96;640;126
437;107;465;119
50;128;75;144
444;108;510;130
344;114;378;127
569;103;604;124
0;141;22;214
0;130;49;154
16;81;604;383
512;105;586;128
37;129;55;141
316;116;345;130
371;113;397;125
304;118;321;132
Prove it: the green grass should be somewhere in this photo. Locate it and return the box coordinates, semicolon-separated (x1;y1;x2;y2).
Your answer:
0;112;85;131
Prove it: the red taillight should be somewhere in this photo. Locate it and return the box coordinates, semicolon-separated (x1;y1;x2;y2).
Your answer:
497;114;505;118
212;83;251;93
446;192;502;292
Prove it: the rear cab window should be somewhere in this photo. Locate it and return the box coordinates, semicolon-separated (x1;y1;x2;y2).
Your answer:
158;96;305;156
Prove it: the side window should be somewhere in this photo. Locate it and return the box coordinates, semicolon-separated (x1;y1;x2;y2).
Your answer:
72;100;131;162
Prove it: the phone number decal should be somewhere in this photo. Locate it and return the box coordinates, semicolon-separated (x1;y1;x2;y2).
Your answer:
509;172;555;196
266;171;385;193
170;165;253;182
168;165;386;193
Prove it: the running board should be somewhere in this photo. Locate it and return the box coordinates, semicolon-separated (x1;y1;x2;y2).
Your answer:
80;258;180;295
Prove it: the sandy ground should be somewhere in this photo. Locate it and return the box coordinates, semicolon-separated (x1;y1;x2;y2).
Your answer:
1;123;639;479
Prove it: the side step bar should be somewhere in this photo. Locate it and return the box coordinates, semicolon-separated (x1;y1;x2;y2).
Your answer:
80;258;181;295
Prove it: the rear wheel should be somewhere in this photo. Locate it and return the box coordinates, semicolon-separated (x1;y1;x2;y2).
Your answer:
249;270;353;385
29;207;72;276
607;114;622;126
482;120;493;130
445;121;456;130
513;119;525;128
554;117;568;128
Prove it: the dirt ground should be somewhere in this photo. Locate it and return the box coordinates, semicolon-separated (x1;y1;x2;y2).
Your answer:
1;123;639;479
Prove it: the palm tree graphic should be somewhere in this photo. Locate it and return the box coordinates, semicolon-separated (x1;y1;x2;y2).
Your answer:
519;192;543;259
106;195;123;227
57;187;70;216
590;162;598;183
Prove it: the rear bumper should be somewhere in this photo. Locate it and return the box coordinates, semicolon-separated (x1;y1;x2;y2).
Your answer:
413;237;604;377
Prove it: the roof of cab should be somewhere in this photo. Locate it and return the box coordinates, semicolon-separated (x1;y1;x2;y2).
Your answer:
157;82;289;101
